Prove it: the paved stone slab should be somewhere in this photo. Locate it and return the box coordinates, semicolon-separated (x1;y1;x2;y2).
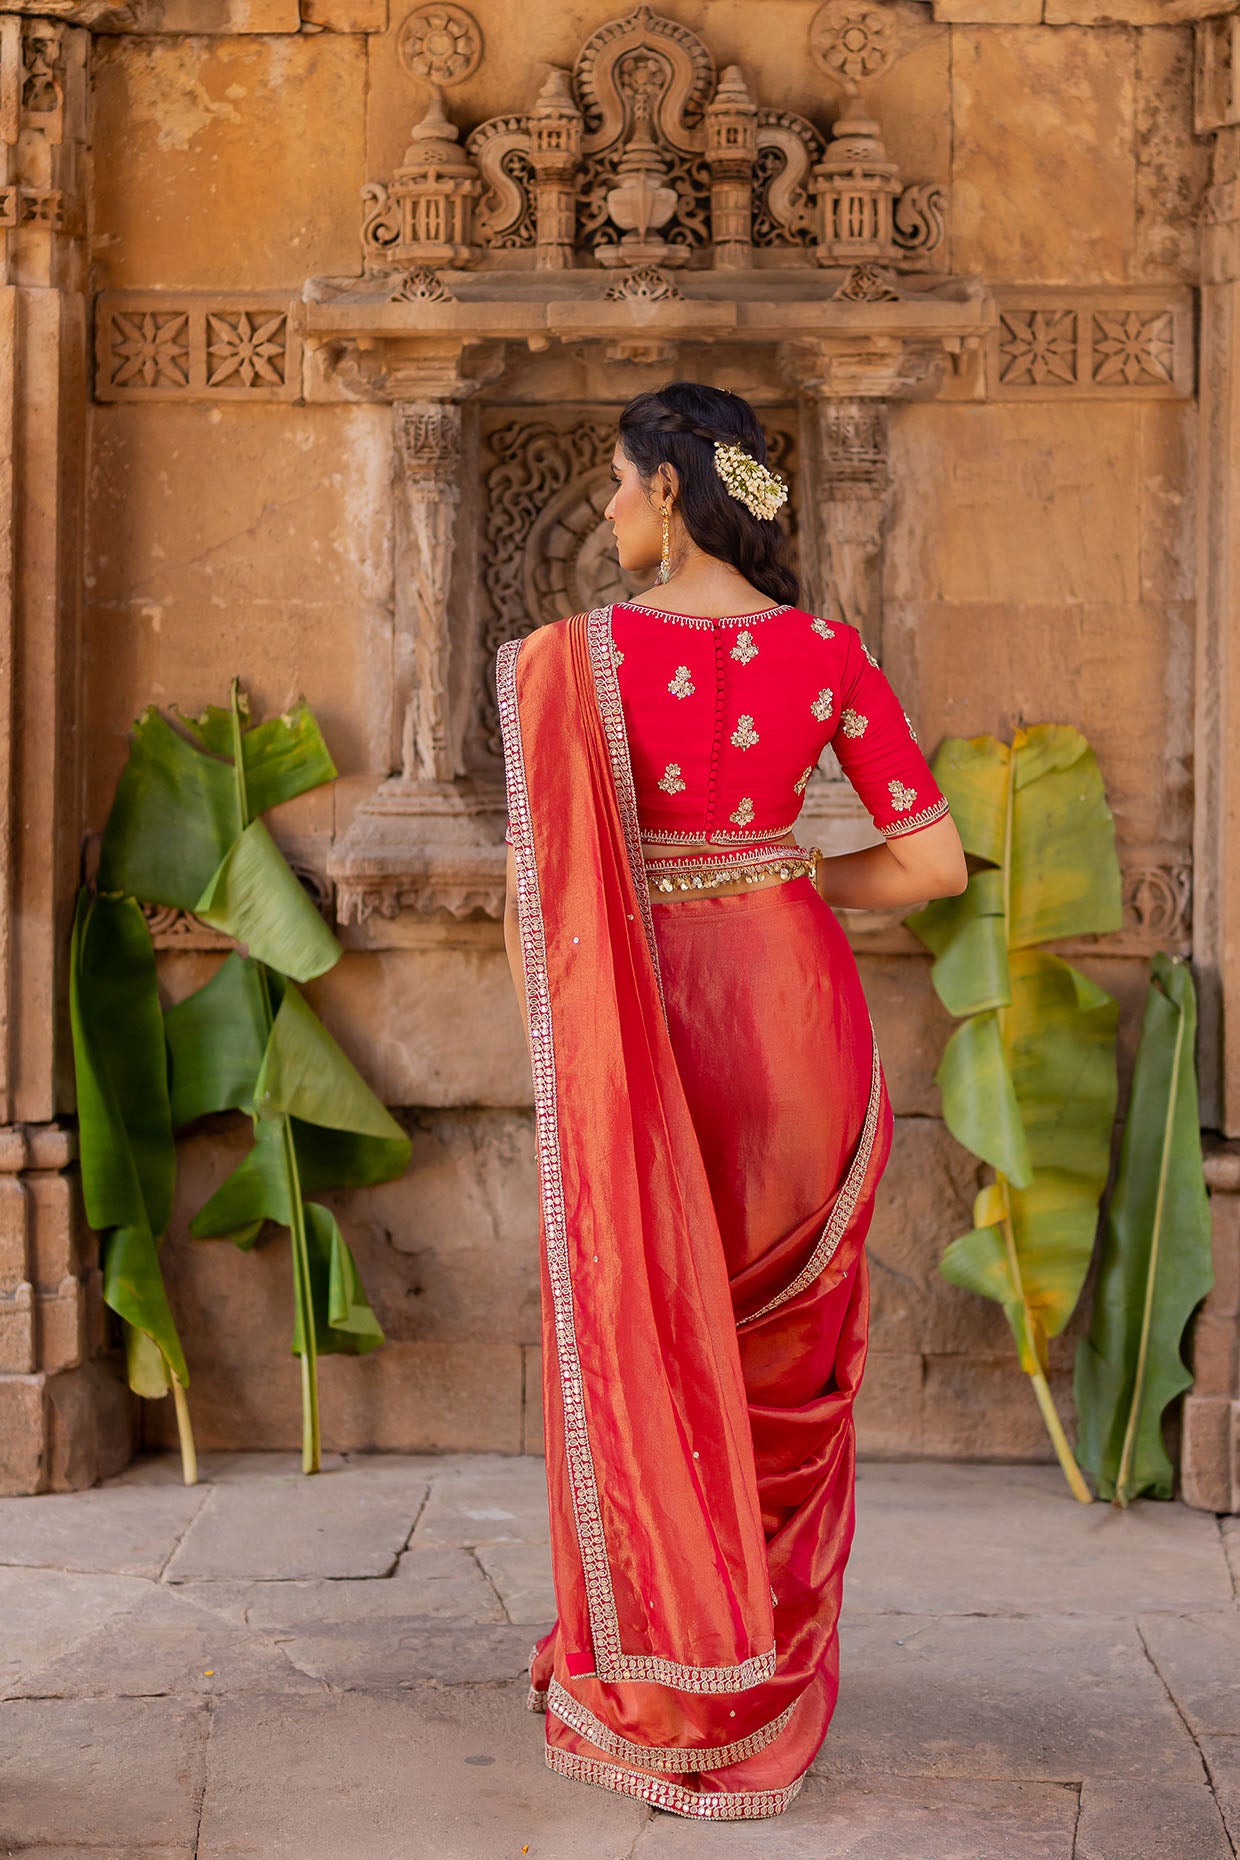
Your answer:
475;1538;556;1624
1074;1779;1230;1860
821;1614;1200;1782
0;1481;207;1578
164;1463;429;1580
631;1777;1078;1858
413;1456;550;1547
6;1582;326;1701
850;1463;1233;1617
274;1618;536;1689
1202;1738;1240;1847
1139;1610;1240;1736
1217;1517;1240;1598
172;1542;507;1632
0;1567;152;1694
0;1697;206;1849
197;1683;646;1860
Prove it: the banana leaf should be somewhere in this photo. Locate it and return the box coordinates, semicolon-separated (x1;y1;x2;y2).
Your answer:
69;890;196;1478
907;725;1124;1501
1075;956;1213;1504
194;820;340;981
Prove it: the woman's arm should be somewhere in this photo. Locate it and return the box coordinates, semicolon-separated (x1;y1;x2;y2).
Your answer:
503;845;532;1055
816;814;968;912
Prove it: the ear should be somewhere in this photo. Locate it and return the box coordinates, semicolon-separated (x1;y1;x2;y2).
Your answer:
656;460;680;503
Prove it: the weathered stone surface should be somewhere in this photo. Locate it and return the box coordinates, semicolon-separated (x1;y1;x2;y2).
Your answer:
522;1345;544;1456
164;1460;428;1580
0;1567;153;1695
1135;28;1213;283
951;27;1136;284
274;1617;536;1689
0;1374;46;1496
933;0;1042;19
0;1697;206;1849
197;1541;507;1631
855;1352;926;1456
43;1360;135;1494
644;1777;1079;1859
849;1462;1233;1617
1203;1737;1240;1849
474;1539;555;1625
825;1614;1201;1781
1139;1610;1240;1736
412;1455;549;1548
1183;1397;1235;1514
197;1685;645;1859
90;35;366;291
1075;1779;1230;1860
0;1475;204;1577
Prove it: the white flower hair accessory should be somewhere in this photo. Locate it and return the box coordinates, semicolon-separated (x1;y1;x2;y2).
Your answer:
712;441;789;521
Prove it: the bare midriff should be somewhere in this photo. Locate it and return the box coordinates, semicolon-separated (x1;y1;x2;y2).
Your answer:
641;829;817;900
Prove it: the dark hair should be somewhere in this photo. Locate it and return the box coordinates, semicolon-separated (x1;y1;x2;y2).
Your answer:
617;381;799;607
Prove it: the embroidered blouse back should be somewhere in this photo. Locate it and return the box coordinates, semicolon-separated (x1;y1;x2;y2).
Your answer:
609;601;948;846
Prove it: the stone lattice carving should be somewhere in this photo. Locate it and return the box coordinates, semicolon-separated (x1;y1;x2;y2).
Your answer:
396;3;483;87
808;3;901;87
992;294;1190;398
396;402;464;782
1122;862;1192;949
95;296;300;401
388;266;458;302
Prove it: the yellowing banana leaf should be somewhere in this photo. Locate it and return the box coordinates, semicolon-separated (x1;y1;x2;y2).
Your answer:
290;1203;385;1357
1075;956;1214;1504
906;869;1011;1018
937;1011;1031;1187
68;891;189;1399
194;821;340;982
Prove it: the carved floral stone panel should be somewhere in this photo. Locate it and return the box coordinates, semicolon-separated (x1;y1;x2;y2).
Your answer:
95;293;302;400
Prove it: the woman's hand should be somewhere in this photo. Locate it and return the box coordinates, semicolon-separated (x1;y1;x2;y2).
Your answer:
816;814;968;912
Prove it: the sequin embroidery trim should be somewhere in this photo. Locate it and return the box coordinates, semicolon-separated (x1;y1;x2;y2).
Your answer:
729;629;758;664
546;1677;799;1772
729;795;754;825
730;713;759;749
793;767;814;794
811;616;836;639
545;1747;805;1820
840;708;867;738
737;1021;883;1329
618;601;792;627
668;664;695;699
811;688;834;722
883;794;950;837
888;778;918;813
658;762;687;795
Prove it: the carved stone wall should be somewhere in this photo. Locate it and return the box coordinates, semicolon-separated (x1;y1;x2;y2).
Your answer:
8;0;1226;1488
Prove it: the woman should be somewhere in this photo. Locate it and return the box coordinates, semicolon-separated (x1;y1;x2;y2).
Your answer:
496;382;966;1820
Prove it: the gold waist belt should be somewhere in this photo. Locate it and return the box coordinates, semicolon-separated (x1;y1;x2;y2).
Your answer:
643;842;821;894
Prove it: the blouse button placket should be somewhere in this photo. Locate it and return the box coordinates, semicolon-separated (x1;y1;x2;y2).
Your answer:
703;626;727;839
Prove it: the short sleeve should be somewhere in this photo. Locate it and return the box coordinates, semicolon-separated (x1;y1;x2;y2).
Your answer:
830;629;950;839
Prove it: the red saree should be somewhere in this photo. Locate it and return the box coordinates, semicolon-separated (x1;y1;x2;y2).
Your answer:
496;608;893;1819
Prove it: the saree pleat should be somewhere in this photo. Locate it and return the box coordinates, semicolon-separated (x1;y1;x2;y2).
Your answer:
498;609;894;1819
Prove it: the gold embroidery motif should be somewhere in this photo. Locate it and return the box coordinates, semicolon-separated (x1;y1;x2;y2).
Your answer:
793;766;814;794
730;713;759;749
810;688;833;721
545;1747;805;1821
658;761;686;794
546;1677;800;1772
903;708;917;741
840;707;867;738
862;642;880;668
728;795;754;825
888;778;918;812
729;629;758;665
811;616;836;639
613;646;624;666
668;664;695;699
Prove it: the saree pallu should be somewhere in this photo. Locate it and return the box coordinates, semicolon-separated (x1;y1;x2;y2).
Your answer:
497;610;893;1820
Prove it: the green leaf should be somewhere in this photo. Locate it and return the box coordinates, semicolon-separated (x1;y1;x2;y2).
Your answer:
194;820;341;982
1075;956;1214;1503
255;985;410;1151
97;709;240;908
909;869;1011;1017
927;734;1010;865
164;954;272;1126
1009;726;1123;949
102;1226;188;1388
290;1202;385;1357
180;699;337;817
189;1113;409;1243
941;1220;1046;1377
936;1012;1032;1189
70;891;175;1237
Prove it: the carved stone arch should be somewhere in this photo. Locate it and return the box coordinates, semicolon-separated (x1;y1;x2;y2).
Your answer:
575;4;715;156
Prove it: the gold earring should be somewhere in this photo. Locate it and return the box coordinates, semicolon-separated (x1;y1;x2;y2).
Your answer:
658;503;672;583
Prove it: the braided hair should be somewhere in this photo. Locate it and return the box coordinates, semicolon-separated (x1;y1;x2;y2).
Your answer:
616;381;799;607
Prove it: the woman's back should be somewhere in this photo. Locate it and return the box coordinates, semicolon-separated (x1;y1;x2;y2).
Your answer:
611;599;949;846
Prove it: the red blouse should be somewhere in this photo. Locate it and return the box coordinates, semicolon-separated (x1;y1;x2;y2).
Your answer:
504;600;949;847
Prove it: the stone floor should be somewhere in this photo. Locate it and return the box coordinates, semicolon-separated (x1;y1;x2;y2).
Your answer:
1;1454;1239;1860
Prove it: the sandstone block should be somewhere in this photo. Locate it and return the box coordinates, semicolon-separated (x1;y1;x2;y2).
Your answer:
0;1696;206;1849
1075;1780;1230;1860
919;1355;1075;1462
1134;28;1213;285
933;0;1042;18
1180;1393;1233;1512
0;1374;45;1496
1138;1608;1240;1738
165;1460;428;1580
522;1344;544;1455
0;1476;205;1578
1191;1308;1238;1397
301;0;387;26
0;1284;35;1375
36;1277;85;1375
855;1352;925;1457
45;1359;135;1493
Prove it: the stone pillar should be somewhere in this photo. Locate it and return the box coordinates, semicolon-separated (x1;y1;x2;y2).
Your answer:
0;16;133;1494
814;396;891;662
1182;14;1240;1510
395;400;464;785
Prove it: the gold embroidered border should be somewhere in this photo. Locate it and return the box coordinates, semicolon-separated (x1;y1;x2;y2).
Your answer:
640;819;803;845
545;1746;806;1820
547;1677;799;1772
618;600;792;627
882;794;950;838
496;628;774;1697
737;1018;883;1330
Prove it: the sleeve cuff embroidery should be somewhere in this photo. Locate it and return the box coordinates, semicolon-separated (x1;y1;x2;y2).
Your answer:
880;794;950;838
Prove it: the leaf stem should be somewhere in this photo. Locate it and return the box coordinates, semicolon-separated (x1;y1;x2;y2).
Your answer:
1113;976;1185;1508
171;1378;198;1486
228;677;320;1476
1030;1366;1092;1504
